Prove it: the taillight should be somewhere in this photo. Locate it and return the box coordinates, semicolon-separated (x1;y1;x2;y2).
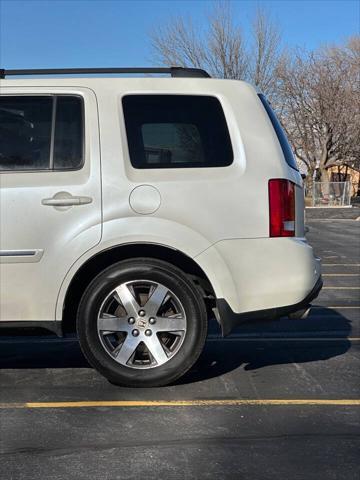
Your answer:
268;179;295;237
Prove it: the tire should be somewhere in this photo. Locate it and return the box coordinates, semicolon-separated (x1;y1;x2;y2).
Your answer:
76;258;207;387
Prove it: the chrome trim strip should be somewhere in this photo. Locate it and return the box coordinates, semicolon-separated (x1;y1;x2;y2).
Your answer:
0;250;36;256
0;249;44;263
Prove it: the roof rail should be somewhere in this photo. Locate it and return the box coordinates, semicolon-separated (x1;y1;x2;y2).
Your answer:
0;67;211;79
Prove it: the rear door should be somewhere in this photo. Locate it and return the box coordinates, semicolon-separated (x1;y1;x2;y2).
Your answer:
0;86;101;322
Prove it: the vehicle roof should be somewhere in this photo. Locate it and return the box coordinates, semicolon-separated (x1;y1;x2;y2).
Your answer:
0;76;253;93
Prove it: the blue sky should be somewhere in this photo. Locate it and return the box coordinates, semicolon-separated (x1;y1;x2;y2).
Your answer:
0;0;358;69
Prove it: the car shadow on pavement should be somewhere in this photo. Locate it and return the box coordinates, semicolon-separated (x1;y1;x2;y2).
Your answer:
0;308;353;385
177;307;353;384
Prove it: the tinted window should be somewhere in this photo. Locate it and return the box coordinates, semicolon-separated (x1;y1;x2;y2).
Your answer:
122;95;233;168
258;94;299;171
54;96;83;169
0;95;83;171
0;96;52;170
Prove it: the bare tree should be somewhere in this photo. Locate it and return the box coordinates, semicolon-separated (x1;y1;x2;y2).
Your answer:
151;16;205;70
276;38;360;187
250;7;283;97
150;1;283;98
150;2;359;192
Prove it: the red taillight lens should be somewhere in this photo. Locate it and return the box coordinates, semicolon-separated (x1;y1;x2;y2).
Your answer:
268;179;295;237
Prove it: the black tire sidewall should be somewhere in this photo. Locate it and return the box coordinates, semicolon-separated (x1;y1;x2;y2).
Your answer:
77;259;207;387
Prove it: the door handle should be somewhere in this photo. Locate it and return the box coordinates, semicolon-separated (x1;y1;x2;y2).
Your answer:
42;192;93;207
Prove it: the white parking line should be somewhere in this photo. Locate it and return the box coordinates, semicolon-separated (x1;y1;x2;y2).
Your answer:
312;305;360;309
322;286;360;290
322;274;360;277
322;264;360;267
207;337;360;342
306;219;359;222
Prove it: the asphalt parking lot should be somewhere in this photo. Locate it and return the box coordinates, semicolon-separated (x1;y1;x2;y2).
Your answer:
0;217;359;480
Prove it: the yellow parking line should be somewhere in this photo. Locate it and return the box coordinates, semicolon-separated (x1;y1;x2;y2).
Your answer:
0;399;359;409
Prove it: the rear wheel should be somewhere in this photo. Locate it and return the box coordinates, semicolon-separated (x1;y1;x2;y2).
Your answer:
76;258;207;387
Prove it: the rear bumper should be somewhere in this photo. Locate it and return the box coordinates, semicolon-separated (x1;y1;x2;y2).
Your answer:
196;237;322;317
217;276;323;336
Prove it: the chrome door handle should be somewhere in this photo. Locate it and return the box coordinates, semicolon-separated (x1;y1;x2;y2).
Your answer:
42;192;93;207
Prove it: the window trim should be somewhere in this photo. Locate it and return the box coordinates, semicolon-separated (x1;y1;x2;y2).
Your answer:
49;96;57;169
121;93;234;170
258;94;299;172
0;94;85;174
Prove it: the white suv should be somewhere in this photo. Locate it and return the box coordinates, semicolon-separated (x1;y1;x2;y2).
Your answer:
0;67;322;387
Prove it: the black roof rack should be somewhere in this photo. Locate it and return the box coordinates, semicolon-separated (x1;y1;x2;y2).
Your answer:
0;67;210;79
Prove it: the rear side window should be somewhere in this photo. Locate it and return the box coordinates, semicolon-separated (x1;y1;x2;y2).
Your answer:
53;96;83;169
122;95;233;169
0;95;83;171
258;94;299;171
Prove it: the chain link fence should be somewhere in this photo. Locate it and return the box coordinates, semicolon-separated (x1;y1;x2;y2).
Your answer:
312;181;351;207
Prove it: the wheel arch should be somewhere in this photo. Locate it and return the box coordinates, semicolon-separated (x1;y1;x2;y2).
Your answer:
61;243;217;333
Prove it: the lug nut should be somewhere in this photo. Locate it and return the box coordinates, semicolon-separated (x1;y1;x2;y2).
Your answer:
138;310;146;317
149;317;156;325
128;317;135;324
132;329;140;337
145;329;152;336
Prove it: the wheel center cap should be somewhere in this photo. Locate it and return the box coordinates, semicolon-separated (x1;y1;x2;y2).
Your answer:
136;318;148;329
